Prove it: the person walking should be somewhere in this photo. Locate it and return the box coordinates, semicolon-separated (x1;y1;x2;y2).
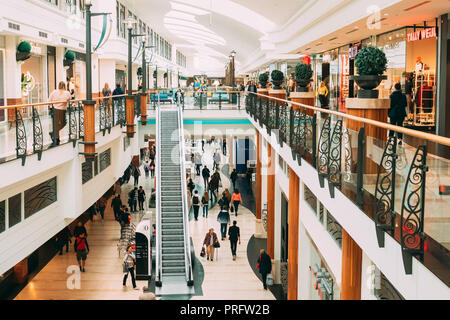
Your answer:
202;166;210;189
257;249;272;290
218;191;230;210
102;83;111;98
318;82;329;117
74;232;89;272
88;204;96;222
217;206;231;240
133;167;141;186
138;186;146;211
112;83;125;99
48;81;71;146
143;161;150;178
192;190;201;221
73;221;87;238
231;189;242;216
228;221;240;261
213;152;221;171
149;160;155;178
111;194;122;221
203;228;219;261
389;83;408;145
194;154;202;176
201;192;209;218
187;178;195;195
114;180;121;195
97;196;107;220
128;187;138;212
123;247;139;290
201;139;205;152
230;169;238;190
123;165;132;184
55;227;71;255
222;139;227;156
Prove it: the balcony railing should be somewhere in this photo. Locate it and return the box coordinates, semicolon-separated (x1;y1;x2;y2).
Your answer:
0;94;129;165
245;91;450;286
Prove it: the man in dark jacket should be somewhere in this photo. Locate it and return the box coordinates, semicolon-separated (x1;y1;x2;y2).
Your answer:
202;166;211;189
230;169;238;190
228;221;240;260
112;84;125;100
111;194;122;221
73;221;87;238
257;249;272;290
389;83;407;144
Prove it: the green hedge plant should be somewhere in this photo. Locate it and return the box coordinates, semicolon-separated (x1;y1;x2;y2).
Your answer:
355;47;387;76
259;73;269;88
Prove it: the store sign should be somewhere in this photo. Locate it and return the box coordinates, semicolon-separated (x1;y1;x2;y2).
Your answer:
407;27;437;42
348;44;361;59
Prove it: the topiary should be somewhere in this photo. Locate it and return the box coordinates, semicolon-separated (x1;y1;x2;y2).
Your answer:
355;47;387;76
17;41;31;53
65;50;76;61
295;63;313;82
137;67;143;76
259;73;268;84
271;70;284;82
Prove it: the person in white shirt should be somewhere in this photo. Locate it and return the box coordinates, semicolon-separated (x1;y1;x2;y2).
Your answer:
48;81;71;145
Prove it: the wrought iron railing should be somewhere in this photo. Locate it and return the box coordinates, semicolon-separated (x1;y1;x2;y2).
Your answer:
246;91;450;284
0;94;128;165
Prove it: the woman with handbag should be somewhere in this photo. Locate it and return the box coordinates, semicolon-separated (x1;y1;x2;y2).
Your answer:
257;249;272;290
203;228;219;261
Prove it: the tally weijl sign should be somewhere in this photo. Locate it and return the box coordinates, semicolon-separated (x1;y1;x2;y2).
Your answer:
407;27;437;42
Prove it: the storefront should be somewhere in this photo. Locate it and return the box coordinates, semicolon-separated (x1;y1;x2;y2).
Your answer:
20;41;47;105
66;51;86;99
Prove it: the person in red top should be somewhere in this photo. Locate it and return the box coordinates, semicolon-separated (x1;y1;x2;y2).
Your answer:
74;232;89;272
231;189;242;216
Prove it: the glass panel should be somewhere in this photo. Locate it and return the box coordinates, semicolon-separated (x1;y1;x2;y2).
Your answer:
304;184;317;212
8;193;21;228
24;177;57;219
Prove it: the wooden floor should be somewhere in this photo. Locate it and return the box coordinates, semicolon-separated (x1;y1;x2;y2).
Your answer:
15;142;274;300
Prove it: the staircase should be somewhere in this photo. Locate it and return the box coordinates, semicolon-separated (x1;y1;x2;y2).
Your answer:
155;107;194;296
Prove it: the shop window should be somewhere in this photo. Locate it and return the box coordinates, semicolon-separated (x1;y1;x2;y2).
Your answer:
8;194;21;228
374;268;404;300
99;149;111;172
94;155;99;176
303;184;317;212
120;4;126;39
24;177;57;219
0;200;5;234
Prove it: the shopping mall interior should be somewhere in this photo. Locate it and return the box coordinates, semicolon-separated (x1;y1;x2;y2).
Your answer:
0;0;449;302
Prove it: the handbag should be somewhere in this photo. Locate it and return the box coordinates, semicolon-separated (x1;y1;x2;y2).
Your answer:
200;246;206;258
213;240;220;248
230;206;234;213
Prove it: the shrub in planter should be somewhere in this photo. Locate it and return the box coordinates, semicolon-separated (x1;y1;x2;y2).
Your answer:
137;67;143;76
271;70;284;90
258;73;269;89
16;41;32;61
63;50;76;69
351;46;388;98
294;63;313;92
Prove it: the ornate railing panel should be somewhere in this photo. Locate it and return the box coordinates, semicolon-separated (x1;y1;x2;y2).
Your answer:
400;145;428;275
31;106;43;160
78;103;84;139
317;116;331;188
15;108;27;166
68;102;78;147
327;119;343;198
374;136;398;248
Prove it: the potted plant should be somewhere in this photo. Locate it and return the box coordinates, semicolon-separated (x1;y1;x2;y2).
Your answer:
63;50;76;69
294;63;313;92
258;73;269;89
351;46;388;98
16;41;31;62
271;70;284;90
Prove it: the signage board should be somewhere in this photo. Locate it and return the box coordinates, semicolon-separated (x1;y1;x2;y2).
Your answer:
407;27;437;42
135;220;151;280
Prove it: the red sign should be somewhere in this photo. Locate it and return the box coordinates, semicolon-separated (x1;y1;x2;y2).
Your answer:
302;56;311;65
407;27;437;42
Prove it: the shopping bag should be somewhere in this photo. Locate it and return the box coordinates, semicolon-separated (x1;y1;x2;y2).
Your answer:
266;274;274;286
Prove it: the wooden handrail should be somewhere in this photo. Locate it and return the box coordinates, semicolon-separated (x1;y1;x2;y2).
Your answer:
249;92;450;148
0;94;128;110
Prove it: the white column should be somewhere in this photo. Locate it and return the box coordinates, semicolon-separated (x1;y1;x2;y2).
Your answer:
55;47;66;86
5;36;21;100
99;59;116;92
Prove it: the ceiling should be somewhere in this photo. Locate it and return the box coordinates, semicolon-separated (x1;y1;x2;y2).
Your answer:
128;0;306;74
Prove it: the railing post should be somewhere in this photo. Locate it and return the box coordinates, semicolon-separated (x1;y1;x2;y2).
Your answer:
141;92;148;125
199;92;203;110
219;92;222;110
238;92;241;110
312;114;317;169
81;100;97;160
290;107;295;157
50;106;57;147
32;105;43;160
125;95;136;138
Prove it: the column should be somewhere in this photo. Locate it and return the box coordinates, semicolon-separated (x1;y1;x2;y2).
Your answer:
341;229;363;300
267;143;275;258
255;132;265;238
55;47;67;86
288;168;300;300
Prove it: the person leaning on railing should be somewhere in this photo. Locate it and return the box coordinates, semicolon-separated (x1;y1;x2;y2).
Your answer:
48;81;71;146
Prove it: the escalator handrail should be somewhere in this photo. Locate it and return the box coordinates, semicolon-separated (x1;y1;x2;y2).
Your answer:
177;107;194;284
155;104;162;283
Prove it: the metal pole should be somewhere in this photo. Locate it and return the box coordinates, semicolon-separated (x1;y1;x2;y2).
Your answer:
142;41;146;93
128;28;133;96
86;4;92;101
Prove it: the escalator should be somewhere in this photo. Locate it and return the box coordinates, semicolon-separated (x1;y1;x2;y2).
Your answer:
155;107;194;296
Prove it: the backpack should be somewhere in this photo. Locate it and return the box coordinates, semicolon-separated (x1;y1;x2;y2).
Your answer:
193;195;199;205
